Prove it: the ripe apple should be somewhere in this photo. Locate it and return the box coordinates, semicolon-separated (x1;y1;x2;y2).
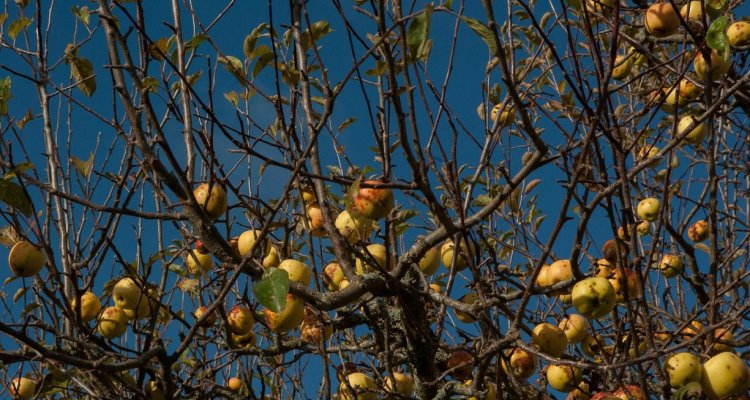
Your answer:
263;294;304;333
548;259;574;295
301;189;317;205
637;145;660;168
440;238;475;270
611;55;632;80
305;203;327;237
323;262;345;291
227;305;254;335
679;79;702;100
335;210;374;243
122;287;157;320
677;115;707;145
532;322;568;357
559;314;590;344
535;264;552;287
584;0;615;16
659;254;684;278
547;364;582;392
590;393;619;400
227;377;243;392
636;198;660;222
237;229;270;257
700;352;749;400
609;267;639;303
688;220;709;242
559;293;573;304
705;328;735;353
645;3;680;37
501;348;537;380
193;306;217;327
462;379;497;400
572;277;616;319
385;372;414;396
352;180;394;220
338;372;377;400
490;103;515;127
113;277;142;310
145;380;165;400
636;221;651;236
680;320;704;340
454;292;479;323
694;50;731;81
300;312;332;344
580;334;606;357
602;239;627;263
8;377;36;400
97;306;129;339
185;248;213;276
193;182;227;220
355;244;396;274
679;1;703;22
8;240;46;277
279;259;312;285
628;47;647;66
612;385;646;400
71;291;101;322
418;245;440;275
728;21;750;47
664;352;702;388
567;382;591;400
447;350;474;380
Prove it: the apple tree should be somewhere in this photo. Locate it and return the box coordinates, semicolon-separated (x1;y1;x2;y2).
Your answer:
0;0;748;399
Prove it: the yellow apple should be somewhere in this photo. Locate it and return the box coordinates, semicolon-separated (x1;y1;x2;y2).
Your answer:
71;291;102;322
338;372;377;400
193;182;227;220
490;103;515;127
352;180;394;220
227;377;243;392
584;0;615;16
145;380;165;400
636;221;651;236
227;305;254;335
645;3;680;37
264;294;304;333
230;331;257;349
679;1;703;22
636;198;660;222
113;277;142;310
547;364;582;392
418;245;440;275
676;115;707;145
679;79;702;100
237;229;269;257
279;259;312;285
305;203;327;237
681;320;704;340
611;55;632;80
123;287;157;320
580;334;607;357
659;254;684;278
602;239;627;263
559;314;590;344
609;267;639;303
300;313;333;344
355;244;395;274
535;264;552;287
323;262;345;291
705;328;735;353
694;50;731;81
700;352;749;400
454;292;479;323
637;145;660;168
97;306;129;339
440;238;475;270
447;350;474;380
185;249;213;276
728;21;750;47
664;352;702;388
335;210;374;243
548;259;574;295
687;220;709;242
463;379;497;400
385;372;414;396
8;240;46;277
193;306;217;327
571;277;616;319
8;377;35;400
501;348;537;380
532;322;568;357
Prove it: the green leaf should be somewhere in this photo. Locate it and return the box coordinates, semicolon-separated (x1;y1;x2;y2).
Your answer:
71;152;94;178
183;33;207;51
15;109;33;129
149;37;171;61
218;55;246;84
707;17;729;58
301;21;332;50
142;76;159;93
8;17;31;41
251;50;275;78
13;287;25;303
224;91;239;106
71;6;90;27
3;161;35;180
444;0;454;9
344;175;362;211
0;178;32;217
406;5;432;61
461;16;499;55
252;268;289;313
670;382;703;400
337;117;357;132
243;23;269;59
70;57;96;97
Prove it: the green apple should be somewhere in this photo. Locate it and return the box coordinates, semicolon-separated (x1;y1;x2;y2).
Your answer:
571;277;616;319
547;364;582;392
559;314;590;344
279;259;312;285
335;210;374;243
677;115;707;145
97;306;129;339
664;352;702;388
532;322;568;357
71;291;102;322
612;55;632;80
700;352;749;400
8;240;46;277
113;277;142;310
263;294;304;333
645;2;680;37
659;254;684;278
463;379;497;400
636;198;660;222
193;182;227;220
